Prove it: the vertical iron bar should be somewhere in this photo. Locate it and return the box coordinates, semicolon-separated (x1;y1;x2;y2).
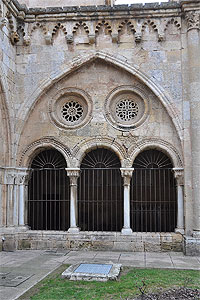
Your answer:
101;169;103;231
45;169;47;230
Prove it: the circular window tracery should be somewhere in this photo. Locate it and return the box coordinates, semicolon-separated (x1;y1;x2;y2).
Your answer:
104;86;150;131
61;101;83;122
49;88;93;130
116;99;139;121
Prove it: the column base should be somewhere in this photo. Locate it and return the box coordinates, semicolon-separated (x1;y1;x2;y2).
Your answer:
68;227;80;234
175;228;185;235
121;228;133;235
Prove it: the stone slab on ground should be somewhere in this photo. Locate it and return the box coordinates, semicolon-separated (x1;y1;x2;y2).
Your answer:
61;262;121;281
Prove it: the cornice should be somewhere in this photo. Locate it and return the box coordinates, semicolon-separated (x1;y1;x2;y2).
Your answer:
2;0;183;22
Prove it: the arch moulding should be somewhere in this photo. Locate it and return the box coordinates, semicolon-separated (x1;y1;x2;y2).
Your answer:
128;138;183;168
16;50;183;151
18;136;72;168
0;75;11;166
72;136;127;168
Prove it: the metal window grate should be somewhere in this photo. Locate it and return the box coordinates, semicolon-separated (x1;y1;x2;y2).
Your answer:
131;150;177;233
28;150;70;231
78;148;123;232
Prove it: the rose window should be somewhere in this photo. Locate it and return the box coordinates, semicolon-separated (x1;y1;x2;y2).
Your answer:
116;99;139;121
61;101;83;122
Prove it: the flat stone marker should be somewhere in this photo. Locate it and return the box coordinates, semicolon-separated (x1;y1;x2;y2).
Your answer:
74;263;112;275
0;273;33;287
62;262;121;281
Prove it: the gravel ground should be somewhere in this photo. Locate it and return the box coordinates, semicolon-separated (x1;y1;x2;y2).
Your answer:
134;288;200;300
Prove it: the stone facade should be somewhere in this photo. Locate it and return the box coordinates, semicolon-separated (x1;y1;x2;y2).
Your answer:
0;0;199;254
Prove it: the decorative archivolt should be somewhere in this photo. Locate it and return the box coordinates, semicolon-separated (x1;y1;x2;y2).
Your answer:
72;136;128;168
128;138;183;168
18;137;72;168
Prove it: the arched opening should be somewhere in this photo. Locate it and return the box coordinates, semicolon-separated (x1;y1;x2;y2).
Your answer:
78;148;123;231
131;149;177;232
28;149;70;230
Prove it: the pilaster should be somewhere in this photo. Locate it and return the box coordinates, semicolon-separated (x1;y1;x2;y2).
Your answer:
185;9;200;235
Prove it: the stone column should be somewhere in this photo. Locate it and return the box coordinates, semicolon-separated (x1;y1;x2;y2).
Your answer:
186;11;200;237
173;168;184;234
0;167;30;228
15;169;31;227
66;168;80;233
120;168;134;235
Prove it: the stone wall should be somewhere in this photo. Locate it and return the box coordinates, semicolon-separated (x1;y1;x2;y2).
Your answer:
0;231;183;252
0;0;199;255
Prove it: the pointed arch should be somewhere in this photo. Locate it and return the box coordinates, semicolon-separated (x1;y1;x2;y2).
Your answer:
16;51;183;152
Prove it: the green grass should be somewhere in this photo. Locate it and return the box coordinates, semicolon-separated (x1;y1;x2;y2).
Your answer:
19;265;200;300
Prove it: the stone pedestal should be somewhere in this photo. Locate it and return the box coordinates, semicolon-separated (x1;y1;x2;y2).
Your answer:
120;168;134;235
66;168;80;233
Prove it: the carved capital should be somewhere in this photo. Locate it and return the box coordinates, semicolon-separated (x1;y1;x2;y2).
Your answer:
120;168;134;186
0;167;31;185
66;168;80;186
172;168;184;186
186;12;200;31
15;173;31;185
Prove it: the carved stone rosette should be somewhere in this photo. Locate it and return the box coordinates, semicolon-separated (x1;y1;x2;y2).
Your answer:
172;168;184;186
186;12;200;31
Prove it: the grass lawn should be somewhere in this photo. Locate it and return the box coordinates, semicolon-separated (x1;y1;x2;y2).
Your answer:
19;265;200;300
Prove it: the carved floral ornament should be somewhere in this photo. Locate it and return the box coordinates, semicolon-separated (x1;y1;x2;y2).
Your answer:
185;12;200;31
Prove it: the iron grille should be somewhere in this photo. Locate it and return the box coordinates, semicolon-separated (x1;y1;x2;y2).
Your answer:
78;148;123;232
28;150;70;231
131;150;177;232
